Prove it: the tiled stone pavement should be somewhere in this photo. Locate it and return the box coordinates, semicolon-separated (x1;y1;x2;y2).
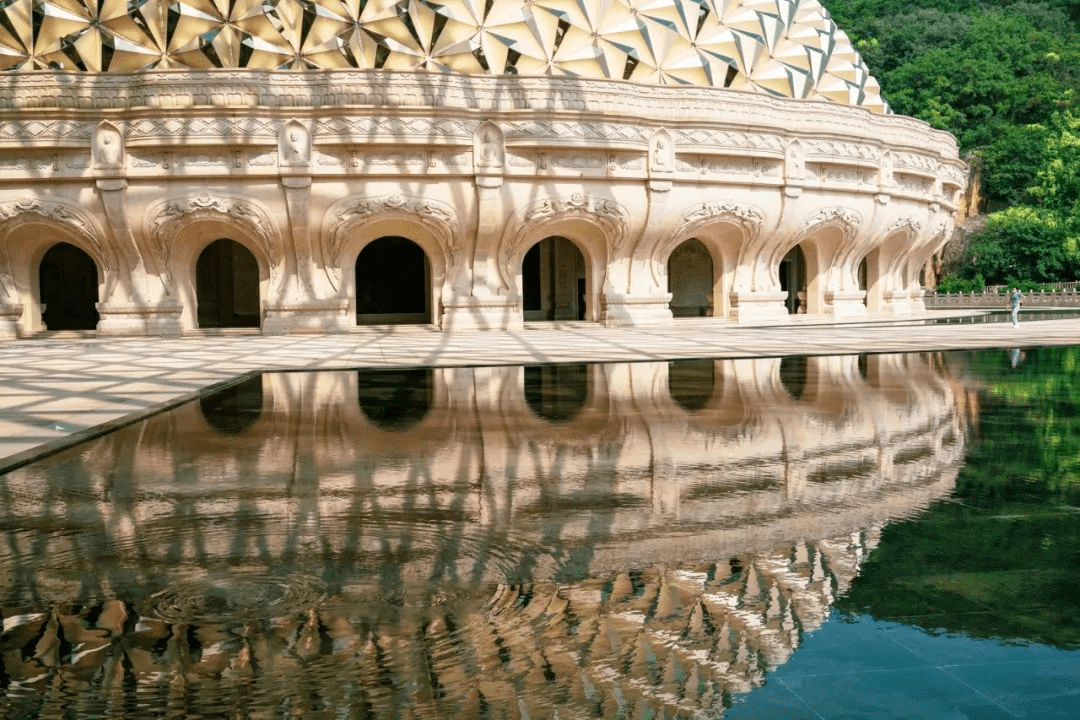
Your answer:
1;310;1077;470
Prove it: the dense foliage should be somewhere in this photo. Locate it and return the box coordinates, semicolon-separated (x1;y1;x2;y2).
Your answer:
836;347;1080;649
823;0;1080;286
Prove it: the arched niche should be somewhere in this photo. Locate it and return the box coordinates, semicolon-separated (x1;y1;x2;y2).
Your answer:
521;236;586;322
356;367;434;431
39;241;100;331
667;238;714;317
524;363;589;424
199;375;264;436
196;238;261;329
355;236;432;324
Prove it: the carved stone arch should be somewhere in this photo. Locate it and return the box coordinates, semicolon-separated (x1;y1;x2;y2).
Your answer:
146;192;281;269
906;219;952;287
873;215;922;278
653;200;766;286
772;206;862;271
498;193;629;290
0;197;112;301
0;196;109;264
322;193;459;272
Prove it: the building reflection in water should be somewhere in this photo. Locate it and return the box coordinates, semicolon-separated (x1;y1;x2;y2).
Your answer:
0;354;967;718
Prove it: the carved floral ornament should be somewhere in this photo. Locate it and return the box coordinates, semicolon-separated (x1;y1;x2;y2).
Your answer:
884;216;922;239
798;207;862;240
147;193;280;263
323;193;459;266
500;193;630;288
0;197;107;267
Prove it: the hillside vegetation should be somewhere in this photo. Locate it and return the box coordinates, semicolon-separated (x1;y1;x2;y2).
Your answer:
823;0;1080;289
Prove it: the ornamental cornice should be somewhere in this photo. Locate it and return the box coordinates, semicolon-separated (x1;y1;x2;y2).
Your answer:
0;72;961;159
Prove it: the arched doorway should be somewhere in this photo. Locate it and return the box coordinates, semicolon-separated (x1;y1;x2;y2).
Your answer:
522;236;586;321
196;238;260;328
668;239;713;317
779;245;807;314
39;242;99;331
355;236;431;325
524;363;589;424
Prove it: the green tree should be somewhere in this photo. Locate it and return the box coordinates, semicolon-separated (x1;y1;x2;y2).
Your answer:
965;206;1075;284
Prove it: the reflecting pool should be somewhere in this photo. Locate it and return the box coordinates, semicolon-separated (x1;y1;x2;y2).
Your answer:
0;350;1077;718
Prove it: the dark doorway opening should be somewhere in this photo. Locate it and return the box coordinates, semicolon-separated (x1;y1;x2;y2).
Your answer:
521;236;586;321
779;245;807;314
196;238;260;329
668;239;714;317
39;242;99;331
356;237;431;324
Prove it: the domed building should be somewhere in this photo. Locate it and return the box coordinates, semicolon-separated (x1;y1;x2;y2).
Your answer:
0;0;965;336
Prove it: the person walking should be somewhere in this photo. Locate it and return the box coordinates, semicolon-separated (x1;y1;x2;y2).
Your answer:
1009;287;1024;327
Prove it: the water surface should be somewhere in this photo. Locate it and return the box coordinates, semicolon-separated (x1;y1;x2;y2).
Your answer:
0;350;1076;718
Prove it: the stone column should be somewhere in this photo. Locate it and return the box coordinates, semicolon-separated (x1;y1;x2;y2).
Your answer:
266;120;352;333
443;120;519;330
92;122;183;335
601;130;675;327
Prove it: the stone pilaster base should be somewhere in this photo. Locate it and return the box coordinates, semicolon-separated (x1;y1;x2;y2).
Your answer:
0;304;21;338
881;290;911;315
826;290;868;319
441;298;520;331
730;291;788;324
909;289;928;312
97;303;183;336
263;299;352;334
601;293;673;327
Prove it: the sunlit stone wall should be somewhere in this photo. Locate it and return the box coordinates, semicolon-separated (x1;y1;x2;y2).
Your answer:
0;67;965;336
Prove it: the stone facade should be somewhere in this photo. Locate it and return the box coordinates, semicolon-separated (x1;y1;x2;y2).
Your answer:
0;71;965;337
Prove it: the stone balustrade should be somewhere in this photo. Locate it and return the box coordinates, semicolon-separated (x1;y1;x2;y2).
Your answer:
925;289;1080;308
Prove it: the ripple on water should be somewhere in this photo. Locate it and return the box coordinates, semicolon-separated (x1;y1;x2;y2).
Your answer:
142;572;328;624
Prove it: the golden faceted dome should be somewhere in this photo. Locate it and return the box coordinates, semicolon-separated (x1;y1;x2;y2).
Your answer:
0;0;886;110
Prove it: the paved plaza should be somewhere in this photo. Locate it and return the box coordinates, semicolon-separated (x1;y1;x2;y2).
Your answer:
1;309;1077;471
